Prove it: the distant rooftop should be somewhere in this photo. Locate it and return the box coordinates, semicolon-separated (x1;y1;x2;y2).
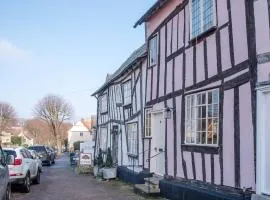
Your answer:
91;44;147;96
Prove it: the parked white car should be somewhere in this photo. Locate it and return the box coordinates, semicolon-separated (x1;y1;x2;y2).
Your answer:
28;150;43;173
3;147;41;193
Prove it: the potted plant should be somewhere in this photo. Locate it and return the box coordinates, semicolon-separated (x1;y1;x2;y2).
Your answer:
102;147;117;179
93;149;104;177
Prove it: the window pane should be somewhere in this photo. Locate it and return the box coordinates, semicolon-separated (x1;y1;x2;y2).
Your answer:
212;89;219;103
203;0;214;31
196;132;201;144
208;91;212;104
208;105;213;117
192;0;201;38
202;119;206;131
213;104;218;117
207;132;213;144
202;106;206;118
201;132;206;144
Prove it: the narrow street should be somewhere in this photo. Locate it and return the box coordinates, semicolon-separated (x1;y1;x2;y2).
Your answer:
11;153;150;200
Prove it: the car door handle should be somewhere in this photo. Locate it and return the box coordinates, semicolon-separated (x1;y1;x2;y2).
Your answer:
158;148;163;152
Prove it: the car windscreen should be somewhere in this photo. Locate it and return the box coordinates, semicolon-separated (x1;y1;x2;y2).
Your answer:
3;150;17;157
28;146;46;153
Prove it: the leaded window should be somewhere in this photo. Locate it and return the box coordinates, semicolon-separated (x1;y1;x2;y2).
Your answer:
149;35;158;66
145;108;152;137
185;89;219;145
123;81;131;105
191;0;216;39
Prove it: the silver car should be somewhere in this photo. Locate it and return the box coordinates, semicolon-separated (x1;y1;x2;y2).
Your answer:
29;150;43;173
0;145;11;200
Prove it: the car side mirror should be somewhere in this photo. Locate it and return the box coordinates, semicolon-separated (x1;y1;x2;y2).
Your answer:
6;155;14;165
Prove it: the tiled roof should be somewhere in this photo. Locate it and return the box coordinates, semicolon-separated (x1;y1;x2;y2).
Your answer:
134;0;169;28
91;44;147;96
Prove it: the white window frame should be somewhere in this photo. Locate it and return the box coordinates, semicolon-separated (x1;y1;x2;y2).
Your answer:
190;0;217;39
184;88;219;146
127;123;138;156
256;85;270;195
99;127;107;152
149;35;158;67
123;80;132;105
100;94;108;113
144;108;152;138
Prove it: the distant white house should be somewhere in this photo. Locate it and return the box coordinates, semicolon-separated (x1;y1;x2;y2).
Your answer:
18;132;34;146
68;121;93;149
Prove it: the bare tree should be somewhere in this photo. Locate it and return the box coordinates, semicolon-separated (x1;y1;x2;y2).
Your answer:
0;102;16;144
33;95;73;153
24;118;52;145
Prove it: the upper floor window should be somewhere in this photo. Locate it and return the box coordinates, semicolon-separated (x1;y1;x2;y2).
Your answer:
100;94;107;113
145;108;152;137
115;85;122;104
190;0;216;39
123;81;131;105
80;132;83;137
127;123;138;156
149;35;158;66
185;89;219;146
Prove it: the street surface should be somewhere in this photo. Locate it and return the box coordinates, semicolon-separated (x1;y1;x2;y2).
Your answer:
11;153;152;200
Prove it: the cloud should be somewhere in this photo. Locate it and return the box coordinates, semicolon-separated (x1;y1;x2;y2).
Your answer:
0;39;30;63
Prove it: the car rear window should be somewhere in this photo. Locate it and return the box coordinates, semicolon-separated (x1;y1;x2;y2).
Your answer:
3;150;17;158
28;146;46;152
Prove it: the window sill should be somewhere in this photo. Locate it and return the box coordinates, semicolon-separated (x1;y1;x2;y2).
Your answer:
143;136;152;139
189;26;217;45
127;153;138;159
181;144;220;154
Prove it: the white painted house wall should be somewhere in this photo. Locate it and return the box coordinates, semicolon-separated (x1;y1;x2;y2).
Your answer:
68;121;93;149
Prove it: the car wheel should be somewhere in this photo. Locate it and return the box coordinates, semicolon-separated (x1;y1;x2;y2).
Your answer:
3;183;11;200
22;173;31;193
52;159;55;164
33;169;41;184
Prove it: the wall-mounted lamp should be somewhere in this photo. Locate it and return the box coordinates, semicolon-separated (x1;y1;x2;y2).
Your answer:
164;107;173;119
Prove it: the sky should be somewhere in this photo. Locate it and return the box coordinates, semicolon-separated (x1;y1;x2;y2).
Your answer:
0;0;155;121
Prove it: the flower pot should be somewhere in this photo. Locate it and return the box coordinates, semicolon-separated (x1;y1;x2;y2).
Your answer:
102;167;117;179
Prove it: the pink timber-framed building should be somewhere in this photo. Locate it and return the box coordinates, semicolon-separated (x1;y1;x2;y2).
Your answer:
93;0;270;199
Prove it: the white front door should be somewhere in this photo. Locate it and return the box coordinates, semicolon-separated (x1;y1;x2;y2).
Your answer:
150;112;165;176
257;86;270;195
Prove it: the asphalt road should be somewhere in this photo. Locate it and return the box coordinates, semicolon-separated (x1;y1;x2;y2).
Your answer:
11;153;151;200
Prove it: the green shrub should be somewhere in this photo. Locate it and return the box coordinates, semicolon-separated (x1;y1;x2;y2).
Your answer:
105;147;113;168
